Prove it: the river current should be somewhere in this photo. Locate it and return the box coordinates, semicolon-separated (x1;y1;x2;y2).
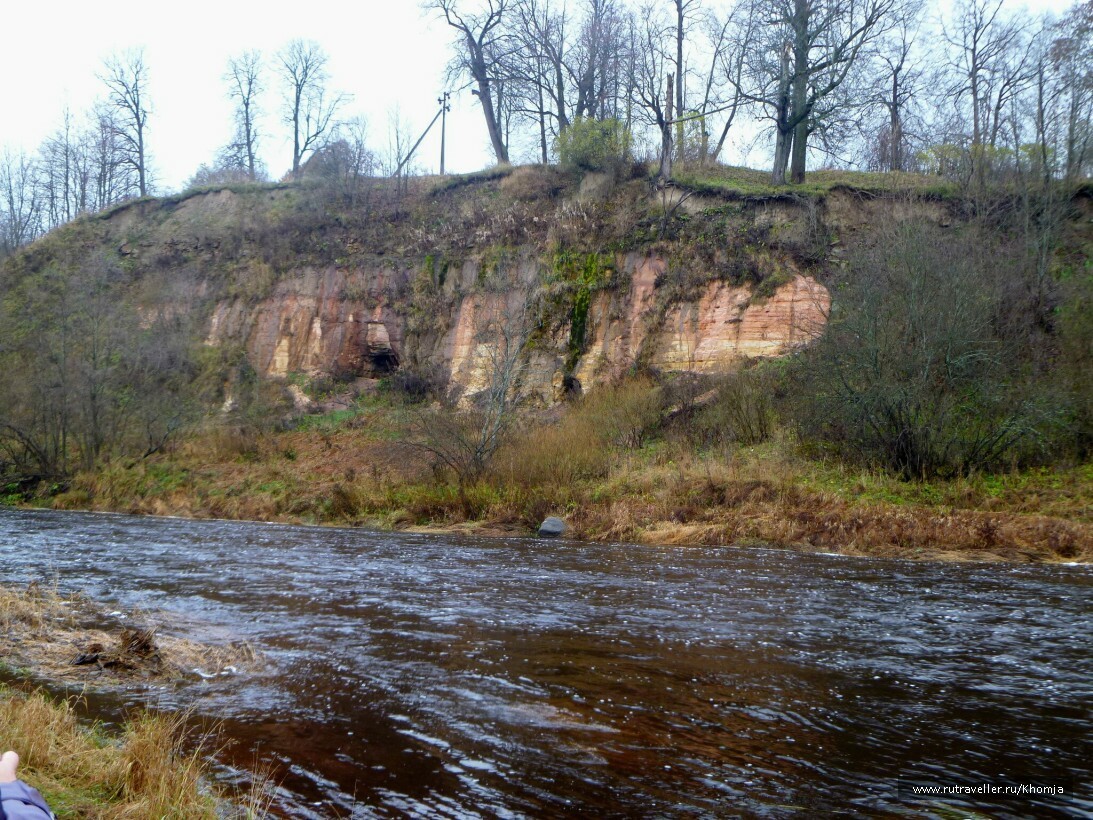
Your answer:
0;508;1089;818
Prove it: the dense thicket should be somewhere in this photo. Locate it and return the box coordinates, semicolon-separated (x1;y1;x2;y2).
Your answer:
0;253;198;481
789;206;1090;477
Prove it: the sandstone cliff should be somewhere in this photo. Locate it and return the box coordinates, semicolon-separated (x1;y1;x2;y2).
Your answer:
3;168;962;405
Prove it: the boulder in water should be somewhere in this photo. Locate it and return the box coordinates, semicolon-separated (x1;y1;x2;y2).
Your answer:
538;517;566;537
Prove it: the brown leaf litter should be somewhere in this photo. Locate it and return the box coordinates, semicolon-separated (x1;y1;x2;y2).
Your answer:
1;581;262;687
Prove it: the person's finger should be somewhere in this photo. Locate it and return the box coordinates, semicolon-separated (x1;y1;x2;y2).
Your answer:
0;750;19;783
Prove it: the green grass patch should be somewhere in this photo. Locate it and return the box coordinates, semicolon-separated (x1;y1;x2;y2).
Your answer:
673;165;960;200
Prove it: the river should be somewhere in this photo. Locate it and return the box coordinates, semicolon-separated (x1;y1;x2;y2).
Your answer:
0;508;1089;818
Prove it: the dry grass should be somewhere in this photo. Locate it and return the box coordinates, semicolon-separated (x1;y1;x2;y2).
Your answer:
0;584;261;686
33;388;1093;564
563;448;1092;563
0;685;272;818
673;163;960;199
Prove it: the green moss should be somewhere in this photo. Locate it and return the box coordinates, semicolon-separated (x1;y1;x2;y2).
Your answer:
752;269;794;302
550;250;615;371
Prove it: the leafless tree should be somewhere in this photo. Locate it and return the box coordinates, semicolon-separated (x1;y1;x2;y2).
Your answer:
740;0;895;184
943;0;1033;184
671;0;702;160
0;254;196;477
100;49;152;197
381;106;417;182
38;108;90;227
88;105;134;208
687;1;758;164
571;0;631;122
631;3;675;179
1048;1;1093;180
501;0;633;162
225;50;263;180
426;0;512;164
303;116;378;204
506;0;570;161
411;294;533;485
865;4;927;171
338;116;378;205
278;39;347;177
0;150;41;253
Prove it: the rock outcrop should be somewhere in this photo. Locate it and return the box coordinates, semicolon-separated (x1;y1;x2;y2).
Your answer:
5;172;878;405
202;252;828;403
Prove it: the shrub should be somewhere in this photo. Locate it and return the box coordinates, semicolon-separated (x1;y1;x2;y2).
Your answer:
556;118;630;173
492;409;611;489
581;377;665;450
383;362;449;404
789;220;1063;478
692;367;776;448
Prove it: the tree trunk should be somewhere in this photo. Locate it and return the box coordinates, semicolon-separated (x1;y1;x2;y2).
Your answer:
660;73;674;182
789;0;809;185
137;126;147;197
890;72;902;171
772;129;792;185
538;81;549;164
675;0;685;163
771;42;792;186
292;87;303;177
472;56;510;165
245;101;257;180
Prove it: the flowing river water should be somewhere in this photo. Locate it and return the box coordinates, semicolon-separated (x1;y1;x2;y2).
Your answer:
0;508;1090;818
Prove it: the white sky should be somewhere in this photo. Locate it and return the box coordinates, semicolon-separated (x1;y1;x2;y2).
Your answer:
1;0;494;190
0;0;1078;191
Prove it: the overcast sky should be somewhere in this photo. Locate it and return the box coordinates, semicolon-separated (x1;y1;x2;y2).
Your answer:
1;0;495;190
0;0;1077;191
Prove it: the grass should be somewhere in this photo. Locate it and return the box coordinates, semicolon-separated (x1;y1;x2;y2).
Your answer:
672;164;961;200
0;583;261;687
0;585;272;815
0;684;272;818
26;381;1088;563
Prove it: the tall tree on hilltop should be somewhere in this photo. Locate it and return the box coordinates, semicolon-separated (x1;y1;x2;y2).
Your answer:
278;40;347;177
740;0;894;184
672;0;701;161
866;2;927;171
426;0;512;164
943;0;1032;186
631;2;675;179
100;49;151;197
1048;0;1092;180
225;50;263;180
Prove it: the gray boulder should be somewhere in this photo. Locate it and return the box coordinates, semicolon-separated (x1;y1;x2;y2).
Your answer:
538;516;566;537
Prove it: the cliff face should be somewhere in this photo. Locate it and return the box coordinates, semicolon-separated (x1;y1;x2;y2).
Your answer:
5;169;963;405
201;253;829;403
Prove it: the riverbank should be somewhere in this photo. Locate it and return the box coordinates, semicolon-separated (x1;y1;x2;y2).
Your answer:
0;683;270;818
19;397;1090;564
0;584;270;817
0;583;261;687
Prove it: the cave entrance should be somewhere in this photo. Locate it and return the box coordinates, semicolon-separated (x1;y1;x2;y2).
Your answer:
370;350;399;374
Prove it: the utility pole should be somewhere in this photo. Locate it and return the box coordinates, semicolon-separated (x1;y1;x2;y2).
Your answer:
438;91;451;175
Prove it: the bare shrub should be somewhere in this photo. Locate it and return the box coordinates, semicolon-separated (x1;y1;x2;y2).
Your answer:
581;378;665;450
790;219;1061;478
691;367;776;447
493;411;611;489
409;297;531;485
